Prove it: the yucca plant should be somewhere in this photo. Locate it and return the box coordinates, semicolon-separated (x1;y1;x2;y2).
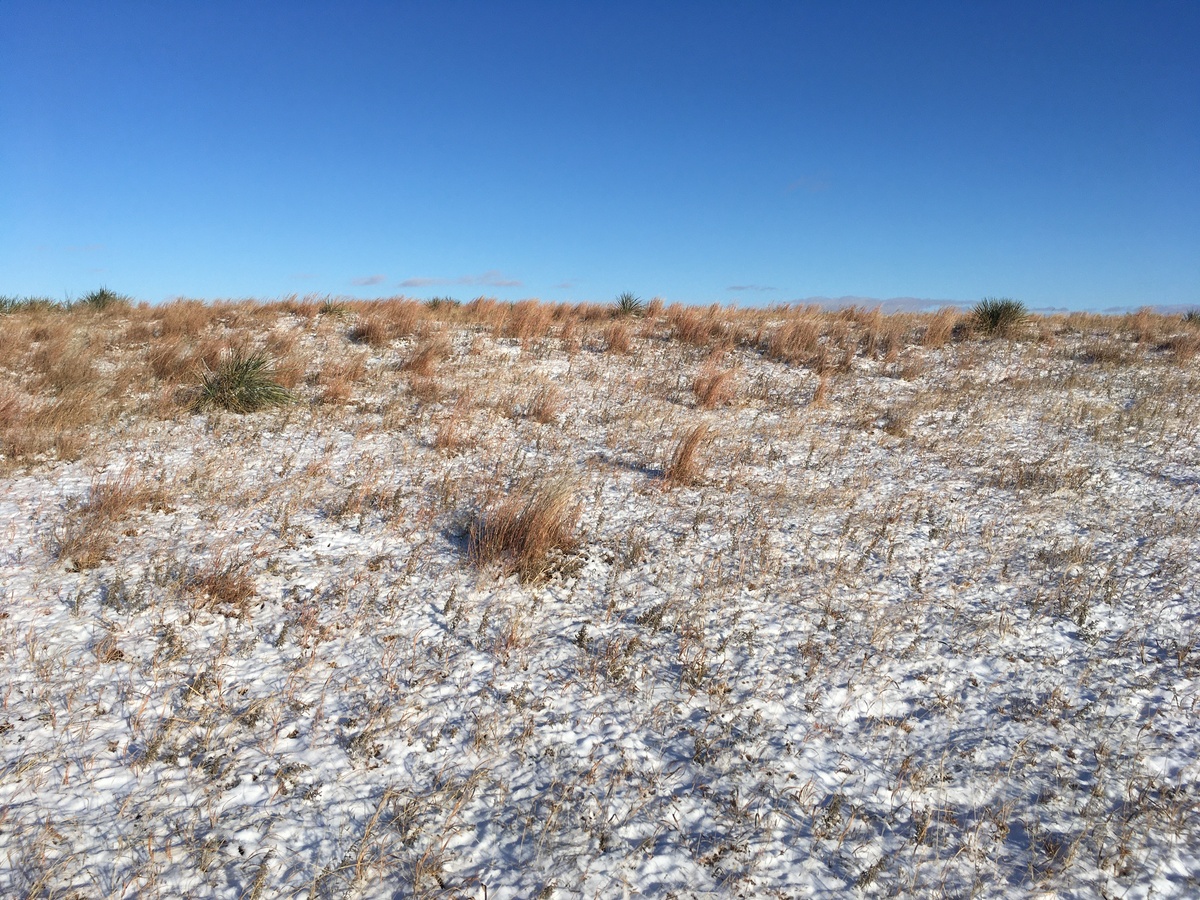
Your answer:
614;292;645;317
79;287;130;310
1183;309;1200;325
972;297;1028;337
193;349;294;414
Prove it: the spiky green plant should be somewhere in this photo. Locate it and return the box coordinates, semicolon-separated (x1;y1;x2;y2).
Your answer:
1;295;63;313
614;292;645;317
972;297;1028;337
1183;309;1200;325
79;287;130;310
193;350;294;414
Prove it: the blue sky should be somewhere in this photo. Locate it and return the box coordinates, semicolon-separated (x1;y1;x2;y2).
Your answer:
2;1;1197;311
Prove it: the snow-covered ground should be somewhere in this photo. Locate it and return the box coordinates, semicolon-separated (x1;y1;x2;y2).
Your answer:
1;304;1198;898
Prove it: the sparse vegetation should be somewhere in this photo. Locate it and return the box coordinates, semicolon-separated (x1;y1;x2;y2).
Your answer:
0;296;1196;898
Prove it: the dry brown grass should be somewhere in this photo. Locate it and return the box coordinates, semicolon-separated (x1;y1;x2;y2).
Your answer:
670;306;725;348
53;474;162;569
403;335;452;377
434;398;472;453
157;300;214;337
663;423;713;487
147;336;196;383
469;479;581;582
317;351;368;403
527;384;562;424
922;307;962;348
500;300;554;342
692;368;736;408
186;553;257;619
1167;332;1200;363
603;321;632;354
765;316;823;366
349;316;390;347
1;388;101;464
812;374;831;407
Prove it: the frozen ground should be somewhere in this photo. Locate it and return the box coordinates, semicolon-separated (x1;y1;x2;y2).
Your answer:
1;302;1198;898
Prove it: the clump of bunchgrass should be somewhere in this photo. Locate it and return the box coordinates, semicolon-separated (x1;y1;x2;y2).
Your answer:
663;423;714;486
193;349;294;414
469;479;582;582
603;321;632;353
614;292;645;317
972;297;1028;337
692;368;735;408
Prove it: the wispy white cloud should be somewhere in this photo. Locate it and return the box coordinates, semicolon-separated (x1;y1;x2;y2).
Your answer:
552;281;575;290
728;284;776;292
351;274;387;286
399;271;522;289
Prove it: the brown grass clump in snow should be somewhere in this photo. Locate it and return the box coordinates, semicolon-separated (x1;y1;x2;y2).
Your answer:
349;316;390;347
186;553;257;619
403;335;452;377
664;423;714;487
692;367;736;409
603;321;632;354
469;479;581;582
765;315;824;366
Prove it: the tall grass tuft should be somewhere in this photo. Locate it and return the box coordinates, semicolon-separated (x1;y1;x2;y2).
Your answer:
193;350;294;414
469;480;581;582
972;297;1028;337
664;423;714;487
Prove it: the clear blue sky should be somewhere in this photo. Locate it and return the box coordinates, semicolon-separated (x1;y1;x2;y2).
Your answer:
2;1;1197;311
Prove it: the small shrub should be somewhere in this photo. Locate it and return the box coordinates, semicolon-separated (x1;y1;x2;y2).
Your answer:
469;479;582;582
614;292;645;317
972;297;1028;337
664;423;713;487
1183;309;1200;325
193;350;294;414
